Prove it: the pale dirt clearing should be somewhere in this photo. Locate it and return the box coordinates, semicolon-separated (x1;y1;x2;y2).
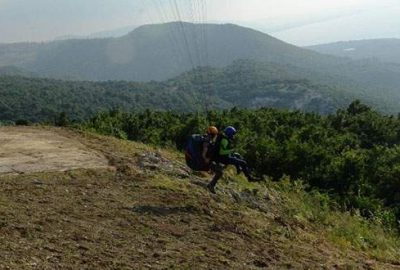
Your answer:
0;126;110;174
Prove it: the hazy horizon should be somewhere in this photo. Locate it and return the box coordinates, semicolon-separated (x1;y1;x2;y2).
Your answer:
0;0;399;45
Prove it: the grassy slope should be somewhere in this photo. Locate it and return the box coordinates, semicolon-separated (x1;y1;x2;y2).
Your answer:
0;128;399;269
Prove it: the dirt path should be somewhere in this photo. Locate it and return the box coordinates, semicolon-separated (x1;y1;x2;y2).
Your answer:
0;126;110;175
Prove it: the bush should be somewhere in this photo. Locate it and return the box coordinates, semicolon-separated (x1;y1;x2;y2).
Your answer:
80;102;400;229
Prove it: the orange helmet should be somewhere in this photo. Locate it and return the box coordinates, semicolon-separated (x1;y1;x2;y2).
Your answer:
207;126;219;136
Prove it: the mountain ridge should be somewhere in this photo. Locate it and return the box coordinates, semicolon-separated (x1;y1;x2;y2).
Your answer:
307;38;400;64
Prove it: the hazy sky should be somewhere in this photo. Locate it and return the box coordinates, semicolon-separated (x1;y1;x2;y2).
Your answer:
0;0;399;45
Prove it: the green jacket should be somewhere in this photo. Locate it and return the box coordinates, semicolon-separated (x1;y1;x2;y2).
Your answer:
219;135;234;156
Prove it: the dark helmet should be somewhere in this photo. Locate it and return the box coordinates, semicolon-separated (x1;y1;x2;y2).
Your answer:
224;126;237;139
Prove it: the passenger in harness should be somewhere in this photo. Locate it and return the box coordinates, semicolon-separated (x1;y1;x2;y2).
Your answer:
185;126;219;172
207;126;259;194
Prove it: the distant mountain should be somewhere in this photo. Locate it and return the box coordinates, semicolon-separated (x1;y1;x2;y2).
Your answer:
55;25;138;41
1;23;400;112
0;66;34;77
87;25;138;39
307;39;400;64
0;22;331;81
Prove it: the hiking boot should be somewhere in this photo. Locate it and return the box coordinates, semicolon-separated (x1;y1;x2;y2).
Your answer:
207;184;216;194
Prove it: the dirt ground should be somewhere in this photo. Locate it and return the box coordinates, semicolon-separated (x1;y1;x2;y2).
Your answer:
0;126;110;175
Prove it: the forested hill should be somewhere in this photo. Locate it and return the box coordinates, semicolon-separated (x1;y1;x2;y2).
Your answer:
0;60;361;123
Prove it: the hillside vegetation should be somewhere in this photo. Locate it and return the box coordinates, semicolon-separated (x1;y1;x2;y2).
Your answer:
80;101;400;229
0;127;399;268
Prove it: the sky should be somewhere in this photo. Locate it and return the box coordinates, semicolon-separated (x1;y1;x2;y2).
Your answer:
0;0;399;45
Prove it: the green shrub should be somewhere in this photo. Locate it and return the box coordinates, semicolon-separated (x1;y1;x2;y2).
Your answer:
79;102;400;229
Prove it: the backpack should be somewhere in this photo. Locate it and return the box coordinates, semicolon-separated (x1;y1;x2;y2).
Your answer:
185;134;209;171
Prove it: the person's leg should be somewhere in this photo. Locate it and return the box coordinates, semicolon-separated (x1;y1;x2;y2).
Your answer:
207;162;224;194
232;153;244;174
219;156;255;182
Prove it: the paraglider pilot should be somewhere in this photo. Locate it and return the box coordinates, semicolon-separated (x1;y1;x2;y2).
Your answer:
207;126;259;194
